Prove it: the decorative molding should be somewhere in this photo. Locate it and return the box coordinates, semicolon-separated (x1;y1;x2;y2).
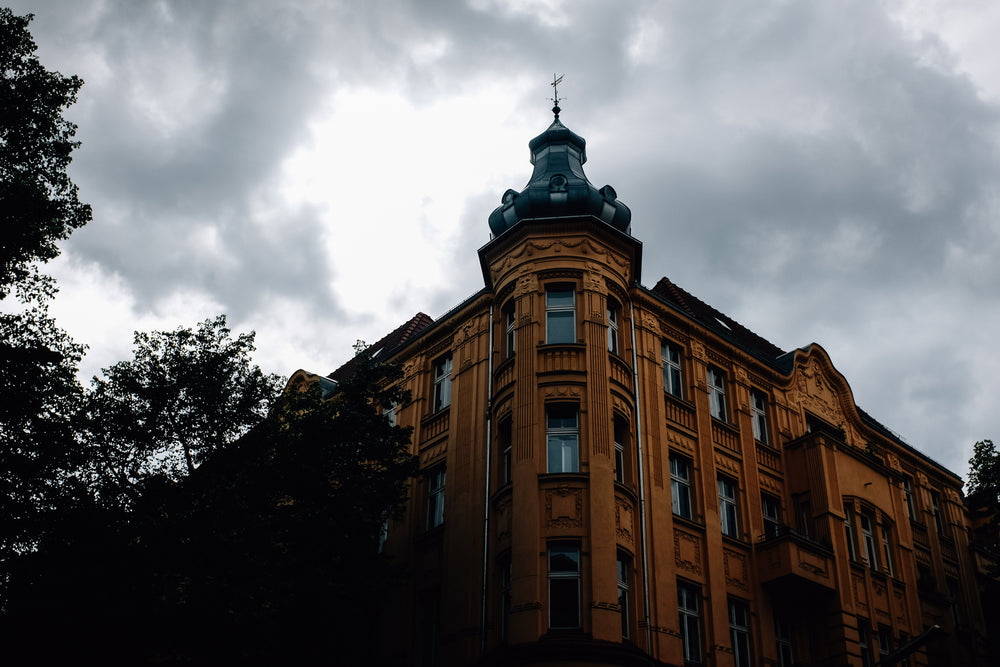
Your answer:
674;531;702;574
513;273;538;298
545;485;584;528
612;396;633;420
615;497;634;544
667;431;696;454
691;341;706;361
511;601;542;614
723;549;749;591
714;452;740;474
543;386;583;400
592;600;620;611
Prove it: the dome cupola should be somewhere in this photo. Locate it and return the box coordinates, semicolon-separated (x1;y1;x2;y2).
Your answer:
487;108;632;236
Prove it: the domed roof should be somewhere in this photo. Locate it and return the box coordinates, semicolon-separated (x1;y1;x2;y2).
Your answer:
488;109;631;236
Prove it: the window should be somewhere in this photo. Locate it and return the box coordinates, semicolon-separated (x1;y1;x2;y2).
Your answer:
546;405;579;473
762;494;781;540
729;599;752;667
433;354;452;411
903;478;916;521
670;455;693;520
931;491;943;533
775;615;794;667
499;418;513;486
707;366;727;422
546;287;576;344
858;620;874;667
662;342;683;399
427;468;445;529
796;496;813;538
844;503;857;561
384;400;398;427
878;626;891;660
881;521;894;576
499;557;512;642
548;544;581;629
860;511;879;571
504;302;516;358
718;476;739;539
614;419;628;484
617;552;631;639
947;578;963;626
377;518;389;554
751;389;769;444
607;302;620;354
678;582;702;664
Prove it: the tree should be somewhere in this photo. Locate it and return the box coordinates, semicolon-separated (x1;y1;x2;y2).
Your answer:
0;9;91;298
0;275;85;574
82;315;284;510
128;347;417;663
967;439;1000;506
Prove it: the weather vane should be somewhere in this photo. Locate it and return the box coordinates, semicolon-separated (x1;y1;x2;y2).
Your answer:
550;73;564;118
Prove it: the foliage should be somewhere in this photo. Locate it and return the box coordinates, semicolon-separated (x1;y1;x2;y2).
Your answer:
967;439;1000;506
81;315;284;510
0;274;85;574
0;9;91;298
3;346;416;665
143;346;416;662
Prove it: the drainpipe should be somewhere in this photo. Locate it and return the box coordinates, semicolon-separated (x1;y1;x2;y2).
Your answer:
480;303;495;656
629;299;653;656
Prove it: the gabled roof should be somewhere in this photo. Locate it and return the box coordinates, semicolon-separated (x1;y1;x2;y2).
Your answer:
647;277;787;364
327;312;434;382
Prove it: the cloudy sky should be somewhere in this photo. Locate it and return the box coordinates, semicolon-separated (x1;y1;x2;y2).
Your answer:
8;0;999;480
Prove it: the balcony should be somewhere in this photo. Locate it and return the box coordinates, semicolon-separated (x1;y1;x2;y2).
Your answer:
756;526;837;597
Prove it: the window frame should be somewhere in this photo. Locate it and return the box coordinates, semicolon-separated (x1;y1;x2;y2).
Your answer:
504;301;516;358
616;551;631;640
499;418;513;486
670;455;694;520
844;502;857;561
678;582;702;664
607;301;620;355
546;404;579;474
881;520;894;577
548;543;582;630
426;468;446;530
762;493;781;540
707;366;728;422
432;354;453;412
750;389;769;444
545;286;576;345
614;418;629;485
718;475;740;539
728;598;752;667
662;342;683;399
775;614;794;667
903;478;917;521
931;490;943;533
860;510;879;572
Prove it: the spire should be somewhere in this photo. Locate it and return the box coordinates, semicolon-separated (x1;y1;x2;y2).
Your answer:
488;81;631;236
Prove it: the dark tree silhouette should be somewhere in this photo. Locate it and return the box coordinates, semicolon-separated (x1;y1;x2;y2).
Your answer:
81;315;285;511
0;9;91;297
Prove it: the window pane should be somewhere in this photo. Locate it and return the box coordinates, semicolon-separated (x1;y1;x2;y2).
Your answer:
547;310;575;343
547;289;574;308
550;579;580;628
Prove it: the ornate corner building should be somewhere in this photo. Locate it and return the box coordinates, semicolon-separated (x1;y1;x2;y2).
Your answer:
303;111;998;666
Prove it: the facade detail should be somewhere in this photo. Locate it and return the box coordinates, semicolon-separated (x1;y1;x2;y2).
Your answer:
296;110;996;665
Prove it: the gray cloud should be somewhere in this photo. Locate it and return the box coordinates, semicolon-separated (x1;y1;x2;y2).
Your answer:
11;0;999;478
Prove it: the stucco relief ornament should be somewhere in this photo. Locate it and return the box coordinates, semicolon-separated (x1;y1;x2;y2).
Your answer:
691;341;706;361
797;360;838;422
514;273;538;298
402;358;421;380
584;271;604;293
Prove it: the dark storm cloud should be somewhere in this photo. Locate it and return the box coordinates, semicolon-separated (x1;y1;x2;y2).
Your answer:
11;0;999;476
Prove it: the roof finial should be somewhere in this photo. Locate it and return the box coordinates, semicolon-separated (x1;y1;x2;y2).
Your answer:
549;73;564;118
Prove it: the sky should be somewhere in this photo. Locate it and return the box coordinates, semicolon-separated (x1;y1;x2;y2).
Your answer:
6;0;999;481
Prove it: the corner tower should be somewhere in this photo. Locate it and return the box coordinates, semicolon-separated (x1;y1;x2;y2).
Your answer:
478;108;649;663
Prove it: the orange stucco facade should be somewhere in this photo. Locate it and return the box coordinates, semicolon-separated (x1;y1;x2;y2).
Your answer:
306;115;995;666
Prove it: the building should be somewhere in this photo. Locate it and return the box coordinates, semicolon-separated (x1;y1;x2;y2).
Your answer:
293;108;996;666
